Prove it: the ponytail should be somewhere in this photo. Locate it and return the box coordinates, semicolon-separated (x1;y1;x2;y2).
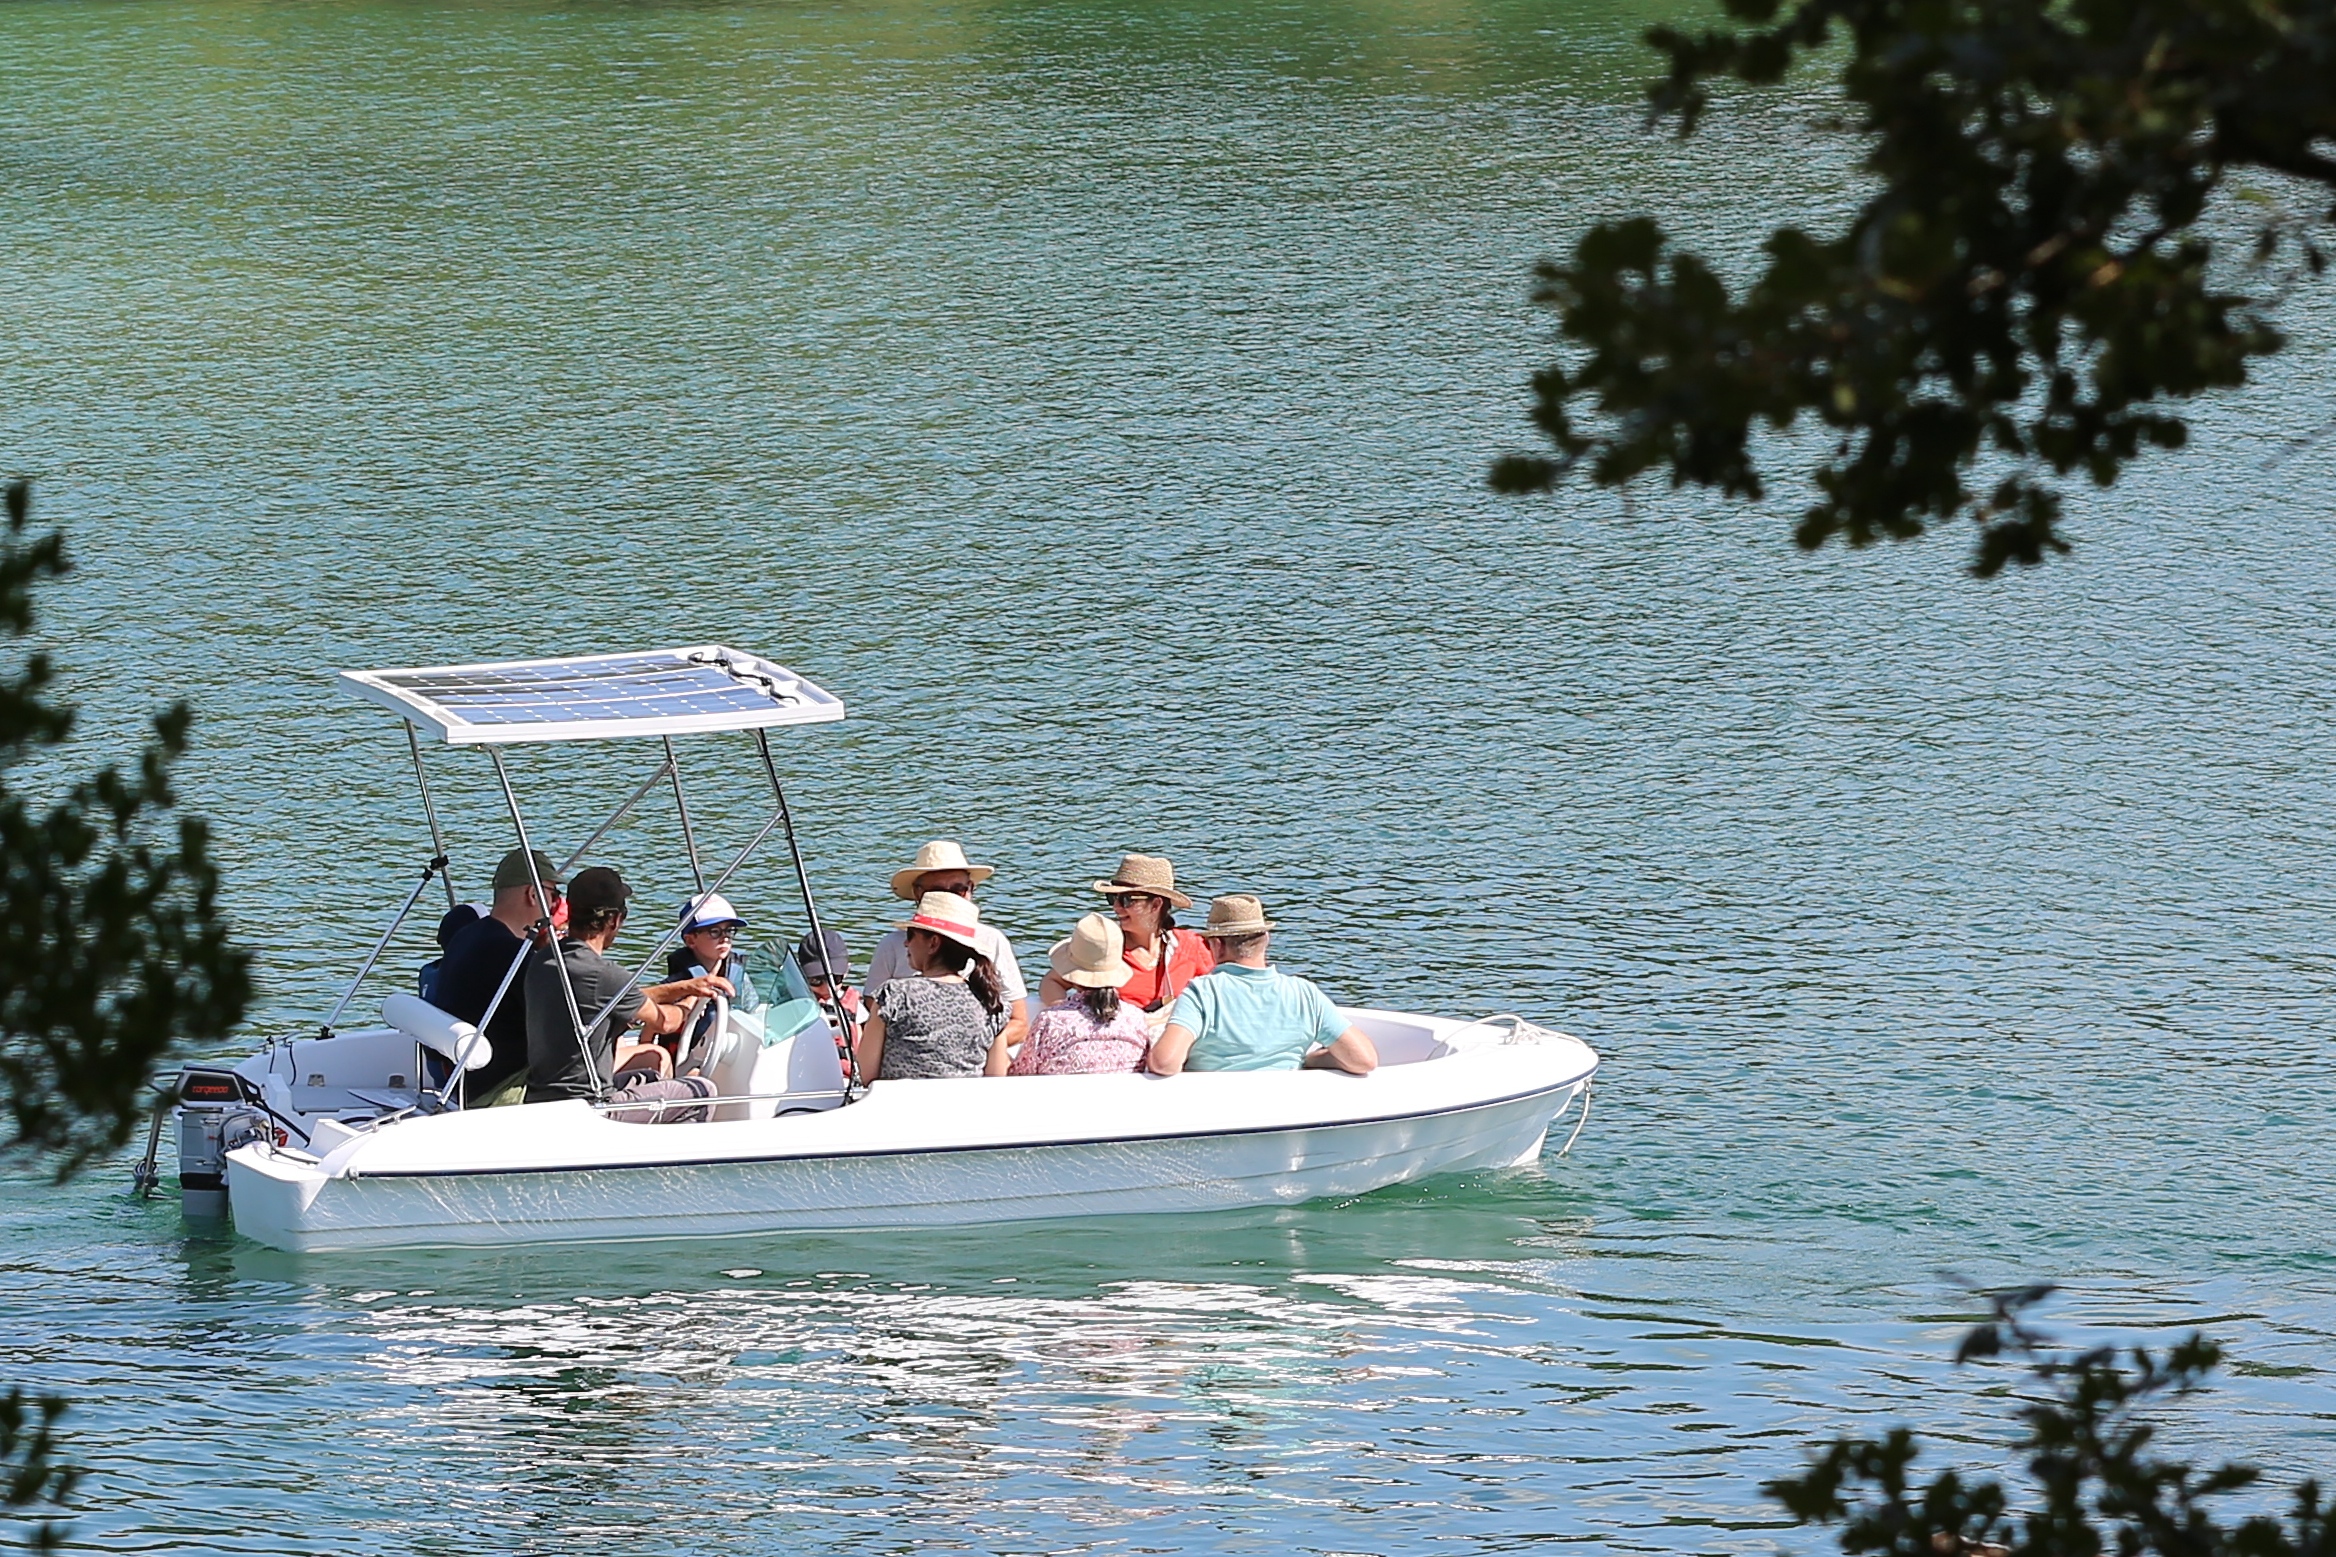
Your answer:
966;952;1005;1019
1079;984;1121;1025
925;935;1006;1018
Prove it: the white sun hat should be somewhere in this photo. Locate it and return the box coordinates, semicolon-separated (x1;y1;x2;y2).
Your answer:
898;890;983;950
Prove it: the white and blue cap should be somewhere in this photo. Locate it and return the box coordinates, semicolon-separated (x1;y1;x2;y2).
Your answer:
680;891;748;932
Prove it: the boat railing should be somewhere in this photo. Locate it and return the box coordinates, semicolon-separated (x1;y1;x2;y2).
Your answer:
1476;1013;1594;1153
1465;1013;1567;1045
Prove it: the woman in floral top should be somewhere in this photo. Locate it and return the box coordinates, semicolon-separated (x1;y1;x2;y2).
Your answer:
1010;914;1152;1076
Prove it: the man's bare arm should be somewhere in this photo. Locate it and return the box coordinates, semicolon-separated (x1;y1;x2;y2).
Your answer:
1302;1025;1378;1075
1148;1022;1197;1077
633;973;735;1036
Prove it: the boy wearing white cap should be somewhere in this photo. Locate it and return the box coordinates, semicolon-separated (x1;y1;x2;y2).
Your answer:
666;891;761;1011
859;840;1030;1053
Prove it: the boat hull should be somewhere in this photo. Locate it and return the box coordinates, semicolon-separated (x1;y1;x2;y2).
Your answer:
221;1015;1597;1254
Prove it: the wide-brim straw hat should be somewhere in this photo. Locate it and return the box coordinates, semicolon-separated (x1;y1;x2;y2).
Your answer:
1049;912;1135;989
898;890;983;950
1196;893;1275;938
1091;852;1193;910
890;839;996;901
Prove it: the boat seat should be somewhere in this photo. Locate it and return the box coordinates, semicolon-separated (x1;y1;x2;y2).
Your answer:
382;992;491;1071
1350;1010;1449;1065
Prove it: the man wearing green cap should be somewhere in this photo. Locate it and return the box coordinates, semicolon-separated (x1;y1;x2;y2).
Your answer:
432;846;565;1106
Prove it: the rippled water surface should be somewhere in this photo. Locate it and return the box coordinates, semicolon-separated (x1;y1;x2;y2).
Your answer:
4;0;2335;1550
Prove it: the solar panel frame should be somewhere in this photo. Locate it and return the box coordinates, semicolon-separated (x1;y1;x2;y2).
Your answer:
337;646;846;745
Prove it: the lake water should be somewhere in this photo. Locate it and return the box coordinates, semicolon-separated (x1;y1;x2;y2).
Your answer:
3;0;2334;1551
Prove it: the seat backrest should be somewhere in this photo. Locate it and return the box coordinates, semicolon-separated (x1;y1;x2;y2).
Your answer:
382;991;491;1071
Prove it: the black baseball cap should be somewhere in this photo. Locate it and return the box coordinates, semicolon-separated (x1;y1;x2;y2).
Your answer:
568;866;635;919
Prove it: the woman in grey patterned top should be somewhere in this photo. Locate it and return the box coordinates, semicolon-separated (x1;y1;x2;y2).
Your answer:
857;891;1010;1082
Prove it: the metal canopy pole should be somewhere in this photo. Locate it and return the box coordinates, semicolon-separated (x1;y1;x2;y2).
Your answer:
664;736;706;897
321;861;442;1037
487;747;607;1100
581;807;788;1041
754;728;865;1097
406;724;458;911
557;755;673;881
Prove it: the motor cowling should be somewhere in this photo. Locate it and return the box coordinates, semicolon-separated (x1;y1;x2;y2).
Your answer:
174;1067;268;1219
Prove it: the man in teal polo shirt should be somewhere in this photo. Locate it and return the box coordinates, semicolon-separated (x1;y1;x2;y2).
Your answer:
1147;895;1378;1076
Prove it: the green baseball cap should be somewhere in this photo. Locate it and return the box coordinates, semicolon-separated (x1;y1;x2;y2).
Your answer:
491;847;562;894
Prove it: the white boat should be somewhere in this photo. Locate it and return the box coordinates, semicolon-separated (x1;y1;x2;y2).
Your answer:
150;646;1598;1254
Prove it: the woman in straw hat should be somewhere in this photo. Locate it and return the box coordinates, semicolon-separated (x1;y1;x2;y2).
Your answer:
857;892;1012;1081
1009;914;1152;1076
860;839;1030;1053
1040;854;1214;1016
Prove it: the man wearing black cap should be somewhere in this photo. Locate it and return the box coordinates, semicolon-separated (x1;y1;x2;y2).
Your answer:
432;847;564;1106
524;865;733;1105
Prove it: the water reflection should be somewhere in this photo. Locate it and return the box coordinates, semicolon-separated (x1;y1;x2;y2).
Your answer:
5;1160;2328;1552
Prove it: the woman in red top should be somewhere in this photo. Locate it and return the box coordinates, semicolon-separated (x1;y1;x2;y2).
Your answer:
1087;853;1214;1015
1039;854;1214;1014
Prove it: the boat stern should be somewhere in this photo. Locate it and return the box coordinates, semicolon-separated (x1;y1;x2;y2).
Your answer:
222;1144;334;1253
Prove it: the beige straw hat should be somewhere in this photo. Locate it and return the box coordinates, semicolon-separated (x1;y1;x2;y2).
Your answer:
898;890;983;950
1091;853;1193;910
889;839;996;902
1048;913;1135;989
1196;893;1275;938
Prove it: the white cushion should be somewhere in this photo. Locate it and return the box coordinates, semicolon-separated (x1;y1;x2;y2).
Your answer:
382;992;491;1070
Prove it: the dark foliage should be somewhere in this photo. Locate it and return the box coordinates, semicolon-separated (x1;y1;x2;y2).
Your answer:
0;478;252;1176
0;1391;74;1554
1493;0;2336;574
1770;1284;2332;1555
0;477;253;1546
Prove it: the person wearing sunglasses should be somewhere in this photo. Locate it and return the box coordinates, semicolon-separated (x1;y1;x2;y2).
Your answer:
859;840;1030;1055
666;893;761;1009
659;891;763;1064
791;928;864;1038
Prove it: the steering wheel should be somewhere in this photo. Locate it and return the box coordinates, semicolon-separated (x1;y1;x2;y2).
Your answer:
677;994;733;1077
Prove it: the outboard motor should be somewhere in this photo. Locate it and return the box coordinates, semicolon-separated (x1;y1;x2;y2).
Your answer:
173;1068;270;1219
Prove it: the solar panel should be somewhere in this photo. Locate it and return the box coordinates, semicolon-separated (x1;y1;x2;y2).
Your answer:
337;647;846;745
